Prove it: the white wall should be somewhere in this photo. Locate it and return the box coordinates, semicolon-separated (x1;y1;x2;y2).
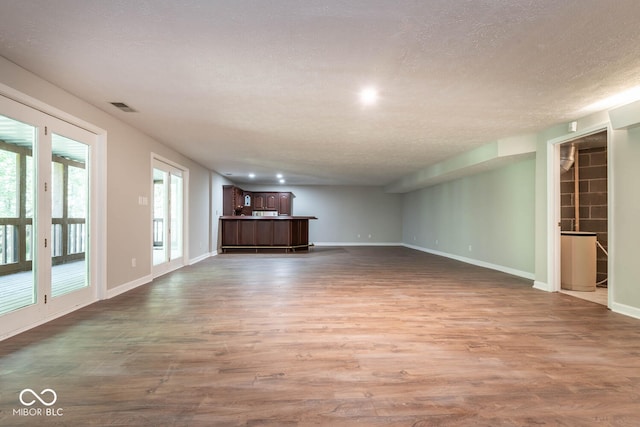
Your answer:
211;172;234;252
188;165;212;261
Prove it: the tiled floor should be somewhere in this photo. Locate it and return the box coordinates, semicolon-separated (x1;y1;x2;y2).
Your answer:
560;286;608;306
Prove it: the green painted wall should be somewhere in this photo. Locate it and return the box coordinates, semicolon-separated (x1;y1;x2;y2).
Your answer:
610;126;640;311
402;157;535;277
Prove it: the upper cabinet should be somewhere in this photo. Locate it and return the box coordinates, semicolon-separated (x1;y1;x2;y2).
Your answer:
223;185;294;216
265;193;278;210
253;193;266;210
278;193;292;216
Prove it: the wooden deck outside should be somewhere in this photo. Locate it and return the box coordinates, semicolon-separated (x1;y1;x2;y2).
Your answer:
1;246;640;426
0;261;86;315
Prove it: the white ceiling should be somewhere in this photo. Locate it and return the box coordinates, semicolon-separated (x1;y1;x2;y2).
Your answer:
1;1;640;187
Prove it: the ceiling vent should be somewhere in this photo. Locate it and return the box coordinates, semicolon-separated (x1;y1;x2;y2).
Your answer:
110;102;137;112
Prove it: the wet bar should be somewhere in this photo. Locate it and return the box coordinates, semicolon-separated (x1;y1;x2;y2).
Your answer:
219;216;317;252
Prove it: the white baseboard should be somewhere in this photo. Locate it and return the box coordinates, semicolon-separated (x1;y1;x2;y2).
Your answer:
533;280;552;292
0;298;97;342
403;243;535;281
189;251;216;265
314;242;403;247
106;274;153;299
611;301;640;320
108;250;217;300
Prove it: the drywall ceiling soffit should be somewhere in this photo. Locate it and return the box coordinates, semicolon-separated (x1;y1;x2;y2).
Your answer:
385;136;537;193
1;1;640;186
609;100;640;130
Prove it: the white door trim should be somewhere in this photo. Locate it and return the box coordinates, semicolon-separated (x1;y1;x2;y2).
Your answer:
151;153;189;278
545;122;612;308
0;89;107;340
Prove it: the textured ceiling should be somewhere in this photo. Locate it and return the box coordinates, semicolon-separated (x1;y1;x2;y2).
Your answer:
1;1;640;187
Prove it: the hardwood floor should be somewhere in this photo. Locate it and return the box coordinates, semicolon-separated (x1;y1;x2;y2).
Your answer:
1;246;639;426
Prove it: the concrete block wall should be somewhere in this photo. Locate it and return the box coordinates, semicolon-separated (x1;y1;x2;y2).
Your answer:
560;146;608;285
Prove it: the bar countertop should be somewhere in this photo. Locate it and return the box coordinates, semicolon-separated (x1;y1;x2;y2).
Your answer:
219;215;317;252
219;215;317;220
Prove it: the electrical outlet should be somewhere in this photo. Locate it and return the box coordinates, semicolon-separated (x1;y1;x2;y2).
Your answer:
131;258;137;267
468;245;473;252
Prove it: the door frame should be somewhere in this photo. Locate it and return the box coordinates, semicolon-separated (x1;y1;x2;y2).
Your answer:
545;121;612;307
151;153;189;278
0;85;106;340
46;123;99;314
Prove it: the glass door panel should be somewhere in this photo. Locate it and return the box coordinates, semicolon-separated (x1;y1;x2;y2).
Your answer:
0;114;36;315
153;168;168;266
152;158;185;276
170;174;183;261
50;133;89;298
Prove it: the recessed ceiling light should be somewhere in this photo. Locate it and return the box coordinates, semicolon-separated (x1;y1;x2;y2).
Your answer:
359;86;378;106
276;173;283;179
279;179;286;184
249;173;255;179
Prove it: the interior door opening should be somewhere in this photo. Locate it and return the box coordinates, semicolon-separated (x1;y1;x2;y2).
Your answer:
556;130;609;306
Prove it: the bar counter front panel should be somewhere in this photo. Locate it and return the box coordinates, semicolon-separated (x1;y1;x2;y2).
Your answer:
220;216;317;252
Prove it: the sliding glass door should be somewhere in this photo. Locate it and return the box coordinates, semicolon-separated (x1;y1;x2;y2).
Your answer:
152;158;186;277
0;114;36;316
0;95;97;337
50;133;89;298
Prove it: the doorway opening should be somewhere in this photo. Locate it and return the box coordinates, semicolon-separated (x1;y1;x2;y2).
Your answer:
556;130;609;306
